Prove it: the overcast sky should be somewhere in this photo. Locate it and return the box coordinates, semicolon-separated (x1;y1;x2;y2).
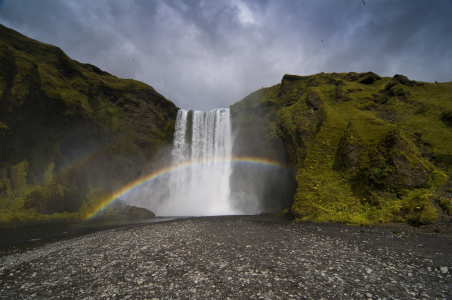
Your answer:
0;0;451;110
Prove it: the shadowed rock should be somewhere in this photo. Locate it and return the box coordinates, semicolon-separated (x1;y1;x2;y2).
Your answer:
124;206;155;218
392;74;423;87
440;111;452;126
359;72;381;85
306;92;322;111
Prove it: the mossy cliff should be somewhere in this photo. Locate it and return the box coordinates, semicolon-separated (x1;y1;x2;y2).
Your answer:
0;25;178;221
230;88;296;212
232;72;452;225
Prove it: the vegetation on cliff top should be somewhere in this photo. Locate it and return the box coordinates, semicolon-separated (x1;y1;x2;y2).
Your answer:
232;72;452;225
0;25;178;221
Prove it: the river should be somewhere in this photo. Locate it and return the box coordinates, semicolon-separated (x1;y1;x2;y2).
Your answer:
0;217;176;257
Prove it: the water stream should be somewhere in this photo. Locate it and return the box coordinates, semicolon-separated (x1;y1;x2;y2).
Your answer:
0;218;176;257
154;108;238;216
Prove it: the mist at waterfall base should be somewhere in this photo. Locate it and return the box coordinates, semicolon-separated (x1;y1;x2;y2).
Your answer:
124;108;288;216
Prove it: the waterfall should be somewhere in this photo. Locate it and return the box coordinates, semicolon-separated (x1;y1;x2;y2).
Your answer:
156;108;238;216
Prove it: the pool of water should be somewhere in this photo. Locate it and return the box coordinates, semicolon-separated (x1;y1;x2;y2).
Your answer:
0;217;176;257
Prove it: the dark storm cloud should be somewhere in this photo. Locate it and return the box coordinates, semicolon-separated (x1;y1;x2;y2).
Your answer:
1;0;451;110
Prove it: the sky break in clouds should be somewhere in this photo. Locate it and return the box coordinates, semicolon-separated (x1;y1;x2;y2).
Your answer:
0;0;451;111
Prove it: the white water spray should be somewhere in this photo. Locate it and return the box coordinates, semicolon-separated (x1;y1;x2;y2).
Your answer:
155;108;239;216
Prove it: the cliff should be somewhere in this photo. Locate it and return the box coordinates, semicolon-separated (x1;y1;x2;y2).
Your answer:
0;25;178;221
230;88;296;212
232;72;452;225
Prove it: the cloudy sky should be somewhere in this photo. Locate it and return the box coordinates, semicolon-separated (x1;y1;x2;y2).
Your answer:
0;0;451;111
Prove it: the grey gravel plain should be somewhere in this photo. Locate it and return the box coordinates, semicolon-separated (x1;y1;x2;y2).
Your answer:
1;215;451;300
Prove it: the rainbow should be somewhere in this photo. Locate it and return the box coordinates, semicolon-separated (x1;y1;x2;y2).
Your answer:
85;156;288;219
54;143;113;179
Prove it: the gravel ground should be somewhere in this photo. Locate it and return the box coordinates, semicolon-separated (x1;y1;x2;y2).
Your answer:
0;215;451;300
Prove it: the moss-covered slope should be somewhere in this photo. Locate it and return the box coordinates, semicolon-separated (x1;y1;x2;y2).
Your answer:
0;25;178;221
232;72;452;225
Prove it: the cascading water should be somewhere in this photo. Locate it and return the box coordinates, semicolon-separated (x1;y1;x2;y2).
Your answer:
124;106;292;216
155;108;239;216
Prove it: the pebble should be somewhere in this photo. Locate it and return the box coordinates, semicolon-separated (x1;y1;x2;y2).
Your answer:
0;215;451;299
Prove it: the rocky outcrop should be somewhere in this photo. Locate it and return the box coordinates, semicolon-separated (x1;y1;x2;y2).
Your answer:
96;199;155;219
0;25;177;221
358;72;381;85
375;131;431;189
392;74;423;87
305;92;322;111
124;206;155;218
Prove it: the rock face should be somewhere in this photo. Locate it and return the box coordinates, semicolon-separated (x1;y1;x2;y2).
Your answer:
232;72;452;225
124;206;155;219
230;89;296;212
0;25;177;221
97;199;155;219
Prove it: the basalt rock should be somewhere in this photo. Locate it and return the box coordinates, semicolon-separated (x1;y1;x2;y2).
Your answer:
358;72;382;85
124;206;155;219
95;199;155;219
392;74;420;87
335;87;351;102
345;72;359;81
306;92;322;111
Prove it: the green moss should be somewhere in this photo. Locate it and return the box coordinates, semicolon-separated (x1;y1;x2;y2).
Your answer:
0;122;9;130
11;161;29;194
439;197;452;215
43;162;55;184
0;209;39;222
0;207;81;222
428;170;448;187
399;191;438;224
0;178;14;210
